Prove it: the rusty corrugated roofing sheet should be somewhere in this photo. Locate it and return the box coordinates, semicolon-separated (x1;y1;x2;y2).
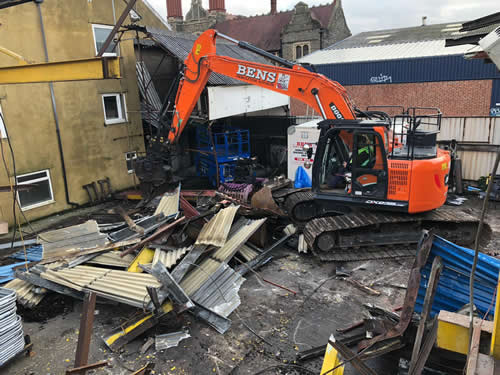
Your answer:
152;246;191;269
213;3;335;51
39;220;108;259
40;265;161;309
195;205;239;247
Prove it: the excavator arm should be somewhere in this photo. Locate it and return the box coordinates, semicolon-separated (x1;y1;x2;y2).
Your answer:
166;29;357;144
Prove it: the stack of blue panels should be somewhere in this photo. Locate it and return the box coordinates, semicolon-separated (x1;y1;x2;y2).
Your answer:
10;245;43;262
415;236;500;319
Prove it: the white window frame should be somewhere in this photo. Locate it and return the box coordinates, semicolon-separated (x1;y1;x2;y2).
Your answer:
125;151;137;174
0;103;7;138
102;93;127;125
16;169;55;211
92;24;118;57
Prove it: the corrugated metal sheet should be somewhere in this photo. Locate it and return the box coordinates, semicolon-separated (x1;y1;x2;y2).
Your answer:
300;40;471;65
10;245;43;262
491;79;500;116
190;263;245;318
108;215;168;242
86;251;135;268
136;61;161;128
0;287;25;366
458;150;497;180
39;220;108;259
415;236;500;318
491;117;500;144
3;279;44;308
195;205;239;247
40;265;161;308
311;55;500;86
212;218;267;262
463;117;491;143
155;331;191;350
154;188;180;217
0;262;29;283
146;27;271;86
152;246;191;269
438;117;465;141
238;244;258;262
180;258;221;296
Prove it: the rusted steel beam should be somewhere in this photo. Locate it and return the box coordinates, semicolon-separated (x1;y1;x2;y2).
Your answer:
65;360;107;374
97;0;138;56
73;292;97;372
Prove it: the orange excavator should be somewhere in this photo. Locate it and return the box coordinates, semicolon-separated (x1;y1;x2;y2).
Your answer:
136;29;479;261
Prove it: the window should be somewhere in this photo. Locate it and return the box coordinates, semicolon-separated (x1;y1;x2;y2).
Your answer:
102;93;127;125
92;24;118;56
0;103;7;138
295;45;302;59
125;151;137;173
293;42;311;60
302;44;309;56
16;170;54;210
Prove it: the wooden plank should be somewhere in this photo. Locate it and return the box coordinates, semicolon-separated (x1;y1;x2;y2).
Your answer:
466;323;482;375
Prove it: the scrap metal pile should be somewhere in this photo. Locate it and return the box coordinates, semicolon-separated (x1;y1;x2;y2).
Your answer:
2;182;297;356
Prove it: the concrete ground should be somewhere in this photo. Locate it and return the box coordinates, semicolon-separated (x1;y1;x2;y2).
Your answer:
2;195;499;375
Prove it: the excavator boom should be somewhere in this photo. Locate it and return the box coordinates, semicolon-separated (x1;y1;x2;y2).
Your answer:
167;29;356;143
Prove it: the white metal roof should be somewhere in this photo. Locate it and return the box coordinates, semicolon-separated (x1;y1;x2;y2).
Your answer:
299;40;475;65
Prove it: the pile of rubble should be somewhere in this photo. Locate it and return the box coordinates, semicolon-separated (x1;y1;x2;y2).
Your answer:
0;180;300;368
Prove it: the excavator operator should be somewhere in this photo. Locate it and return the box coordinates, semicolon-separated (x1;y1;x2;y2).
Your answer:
328;135;373;189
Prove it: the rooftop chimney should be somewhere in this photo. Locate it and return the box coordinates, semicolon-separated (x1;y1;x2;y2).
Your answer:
271;0;277;15
166;0;182;19
209;0;226;12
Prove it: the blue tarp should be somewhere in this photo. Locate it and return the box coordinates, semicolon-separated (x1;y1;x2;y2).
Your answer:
415;236;500;319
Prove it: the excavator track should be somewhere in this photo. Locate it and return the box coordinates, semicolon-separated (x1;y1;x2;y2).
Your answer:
303;209;480;262
283;191;481;262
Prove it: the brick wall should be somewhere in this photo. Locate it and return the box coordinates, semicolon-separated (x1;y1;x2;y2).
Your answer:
291;80;493;117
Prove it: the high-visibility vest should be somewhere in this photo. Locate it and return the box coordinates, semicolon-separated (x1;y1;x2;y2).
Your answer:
358;146;373;167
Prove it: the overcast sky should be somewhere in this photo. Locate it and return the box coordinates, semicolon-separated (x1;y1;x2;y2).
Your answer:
148;0;499;34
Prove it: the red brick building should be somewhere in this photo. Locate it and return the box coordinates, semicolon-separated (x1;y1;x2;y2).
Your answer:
296;21;500;118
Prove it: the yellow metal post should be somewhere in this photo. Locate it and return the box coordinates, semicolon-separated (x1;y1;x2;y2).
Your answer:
490;272;500;358
320;337;344;375
0;57;120;84
127;247;155;273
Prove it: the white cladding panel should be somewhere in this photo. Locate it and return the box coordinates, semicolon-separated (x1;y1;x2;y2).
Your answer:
287;120;321;181
207;85;290;120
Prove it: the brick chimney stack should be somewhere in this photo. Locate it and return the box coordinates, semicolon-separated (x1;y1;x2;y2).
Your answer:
166;0;183;19
271;0;277;15
209;0;226;12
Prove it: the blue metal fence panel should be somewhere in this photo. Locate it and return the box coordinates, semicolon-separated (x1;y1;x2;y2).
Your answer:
491;79;500;117
415;235;500;319
314;55;500;86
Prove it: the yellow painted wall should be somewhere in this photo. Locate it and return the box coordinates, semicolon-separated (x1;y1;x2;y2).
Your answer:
0;0;169;225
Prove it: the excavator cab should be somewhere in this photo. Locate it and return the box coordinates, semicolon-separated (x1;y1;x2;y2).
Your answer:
312;107;448;214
